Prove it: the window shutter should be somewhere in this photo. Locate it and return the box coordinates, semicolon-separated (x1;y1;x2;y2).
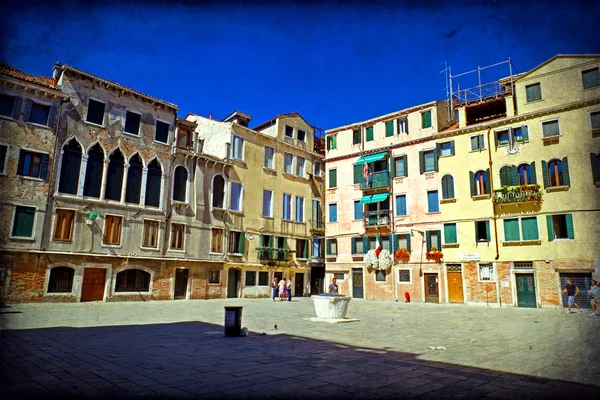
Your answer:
405;233;411;253
591;153;600;184
529;162;537;184
436;230;442;248
441;176;448;199
353;164;361;184
546;215;554;241
419;151;424;174
397;119;402;135
474;221;480;241
385;121;394;137
521;126;529;142
392;234;399;252
500;166;510;186
470;136;477;151
48;105;56;127
510;165;518;186
444;224;456;244
542;160;549;188
562;157;570;186
326;239;331;255
23;99;33;122
40;154;49;180
304;239;308;258
448;176;455;199
565;214;574;239
485;221;491;242
259;233;263;247
469;171;476;197
351;237;356;254
332;135;337;149
12;96;22;120
426;231;431;251
326;137;331;150
485;168;491;194
239;231;245;254
450;140;455;155
389;157;395;177
433;148;439;172
17;149;26;175
269;235;274;248
283;236;287;250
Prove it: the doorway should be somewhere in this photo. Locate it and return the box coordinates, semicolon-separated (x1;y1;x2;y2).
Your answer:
352;268;364;299
174;269;189;300
294;273;304;297
81;268;106;302
559;273;592;309
424;273;439;303
446;264;464;303
227;268;240;298
516;273;536;308
310;267;324;295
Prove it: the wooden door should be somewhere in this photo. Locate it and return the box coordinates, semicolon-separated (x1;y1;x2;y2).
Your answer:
447;271;464;303
227;269;239;298
516;274;536;308
81;268;106;302
424;273;439;303
352;268;364;298
174;269;188;300
294;273;304;297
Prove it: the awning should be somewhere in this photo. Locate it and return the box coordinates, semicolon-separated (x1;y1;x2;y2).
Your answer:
360;193;389;204
355;152;387;165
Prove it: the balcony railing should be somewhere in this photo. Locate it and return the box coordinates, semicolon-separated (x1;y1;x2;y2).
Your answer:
364;210;391;228
256;247;295;261
492;184;542;205
311;219;324;229
359;170;390;190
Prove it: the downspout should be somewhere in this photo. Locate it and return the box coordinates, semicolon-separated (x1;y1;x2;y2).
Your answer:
486;127;501;307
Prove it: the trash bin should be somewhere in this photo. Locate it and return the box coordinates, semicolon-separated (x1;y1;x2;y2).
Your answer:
224;306;243;336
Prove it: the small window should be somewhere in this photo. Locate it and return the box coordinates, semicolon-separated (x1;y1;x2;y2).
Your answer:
328;169;337;188
385;121;394;137
313;238;322;258
53;209;75;242
29;102;50;126
514;261;534;270
441;175;454;200
547;159;564;187
297;129;306;141
542;120;560;138
208;270;220;284
394;155;407;177
18;150;48;179
329;203;338;223
262;189;273;217
0;144;8;175
155;120;169;143
517;164;531;185
124;111;141;135
375;270;387;282
513;126;529;143
351;236;364;255
526;83;542;102
478;263;495;282
495;130;510;146
397;118;409;134
264;146;274;169
229;231;245;254
115;269;150;292
327;239;338;256
314;161;322;177
211;228;223;253
86;99;105;125
474;170;488;195
231;135;244;160
284;153;294;174
177;128;191;149
282;193;292;220
426;230;441;252
246;271;257;286
230;182;242;211
470;134;485;151
47;267;74;293
423;150;435;172
365;126;374;142
398;270;411;283
170;224;185;250
285;125;294;138
421;110;432;129
582;68;600;89
395;195;407;216
326;135;337;150
296;156;305;177
0;94;16;117
427;190;439;213
352;129;361;145
475;220;490;242
212;175;225;208
443;223;457;244
591;111;600;131
173;166;188;202
103;215;123;245
333;273;344;280
258;271;269;286
548;214;574;240
295;196;304;222
142;220;159;248
296;239;309;258
439;141;454;156
354;200;364;220
12;205;35;238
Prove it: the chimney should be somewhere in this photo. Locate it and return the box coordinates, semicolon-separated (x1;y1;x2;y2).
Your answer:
209;113;213;119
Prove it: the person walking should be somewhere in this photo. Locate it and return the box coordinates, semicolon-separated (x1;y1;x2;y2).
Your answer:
271;277;279;302
588;279;600;316
286;277;293;302
562;279;582;314
279;278;287;301
328;277;339;294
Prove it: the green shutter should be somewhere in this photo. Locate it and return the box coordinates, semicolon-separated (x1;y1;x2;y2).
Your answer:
542;160;549;188
426;231;431;251
444;224;457;244
504;219;520;241
522;217;539;241
469;171;476;197
522;126;529;141
471;136;478;151
450;140;455;155
475;221;480;242
366;126;373;141
12;206;35;237
500;166;510;186
269;235;274;248
403;156;408;177
510;165;518;186
485;168;491;194
385;121;394;137
304;239;309;258
259;233;264;247
326;136;331;150
351;237;356;254
333;136;337;149
419;151;425;174
239;231;245;254
565;214;574;239
433;148;439;172
390;158;395;177
591;153;600;184
562;157;570;186
329;169;337;188
485;220;491;242
405;234;411;253
326;239;331;255
530;162;537;184
392;234;399;252
546;215;554;241
353;164;362;184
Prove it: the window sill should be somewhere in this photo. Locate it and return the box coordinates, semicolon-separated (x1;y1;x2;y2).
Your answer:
442;243;459;248
502;240;541;246
228;209;244;215
351;255;364;259
44;291;75;296
26;121;51;129
398;281;412;284
426;211;441;215
545;185;569;192
395;214;408;218
439;154;454;158
393;176;407;181
262;215;274;219
472;194;491;200
154;139;169;146
52;239;73;243
9;236;35;241
172;200;189;207
526;98;543;104
228;253;243;257
595;182;600;187
101;243;122;248
469;148;487;153
18;175;44;182
209;251;224;255
123;131;141;139
263;167;276;173
113;291;152;296
231;158;246;165
140;246;160;251
296;258;308;262
478;280;497;283
550;238;574;242
84;120;106;129
423;171;436;175
207;282;221;286
440;198;456;204
327;187;338;191
0;115;16;122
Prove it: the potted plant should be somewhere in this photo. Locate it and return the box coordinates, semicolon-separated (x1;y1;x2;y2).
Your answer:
394;247;411;262
426;247;443;261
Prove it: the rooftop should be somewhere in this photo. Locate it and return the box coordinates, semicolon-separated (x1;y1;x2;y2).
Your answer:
0;61;58;90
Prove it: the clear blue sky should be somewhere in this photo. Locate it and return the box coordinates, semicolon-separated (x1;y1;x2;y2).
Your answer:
2;1;598;131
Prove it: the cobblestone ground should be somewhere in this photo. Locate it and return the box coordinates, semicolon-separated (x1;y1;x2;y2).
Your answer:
1;298;598;399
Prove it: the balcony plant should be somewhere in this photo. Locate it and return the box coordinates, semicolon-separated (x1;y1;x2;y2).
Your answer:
426;247;443;260
365;249;392;270
394;248;411;262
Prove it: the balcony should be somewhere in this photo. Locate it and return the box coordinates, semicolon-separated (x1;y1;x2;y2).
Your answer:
256;247;295;261
359;170;390;191
364;210;392;228
492;184;542;205
310;219;325;236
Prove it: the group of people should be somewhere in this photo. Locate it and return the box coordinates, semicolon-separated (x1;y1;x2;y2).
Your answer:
562;278;600;316
271;277;292;302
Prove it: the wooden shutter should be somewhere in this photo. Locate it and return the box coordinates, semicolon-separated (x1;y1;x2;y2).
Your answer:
500;166;510;186
450;140;455;155
392;234;399;252
426;231;431;251
385;121;394;137
389;157;395;177
238;231;245;254
353;164;362;184
565;214;574;239
485;221;491;242
541;160;549;188
23;99;33;122
303;239;308;258
351;237;356;254
562;157;570;186
469;171;476;197
546;215;554;241
12;96;22;120
403;156;408;177
529;162;537;184
510;165;518;186
522;126;529;141
40;154;49;180
591;154;600;183
405;233;411;253
419;151;425;174
48;105;56;127
326;239;331;255
444;224;456;244
366;126;373;141
433;148;439;172
326;137;331;150
332;135;337;149
485;168;491;194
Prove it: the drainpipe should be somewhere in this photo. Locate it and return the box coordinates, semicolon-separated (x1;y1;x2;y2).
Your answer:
486;127;500;261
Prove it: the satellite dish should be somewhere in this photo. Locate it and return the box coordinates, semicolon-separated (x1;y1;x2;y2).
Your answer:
358;227;366;236
247;233;254;240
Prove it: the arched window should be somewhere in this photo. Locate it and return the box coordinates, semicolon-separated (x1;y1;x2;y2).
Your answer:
441;175;454;200
474;170;487;195
173;166;188;202
212;175;225;208
145;159;162;207
125;153;143;204
105;149;125;201
58;139;82;194
115;269;150;292
517;164;531;185
548;159;563;187
47;266;74;293
83;143;105;198
499;165;514;187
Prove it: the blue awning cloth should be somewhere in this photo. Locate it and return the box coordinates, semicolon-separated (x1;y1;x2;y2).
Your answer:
360;193;389;204
355;152;387;165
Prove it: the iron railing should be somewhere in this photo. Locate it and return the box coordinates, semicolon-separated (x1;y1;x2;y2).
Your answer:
359;170;390;190
364;210;391;227
311;219;324;229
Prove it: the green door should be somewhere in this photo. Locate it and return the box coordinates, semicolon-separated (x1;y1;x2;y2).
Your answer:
227;268;240;298
516;274;536;308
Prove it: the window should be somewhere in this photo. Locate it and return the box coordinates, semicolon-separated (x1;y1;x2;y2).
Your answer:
314;160;322;177
295;196;304;222
103;215;123;245
353;129;361;145
212;175;225;208
475;220;491;242
264;146;274;169
421;111;432;129
470;169;490;196
282;193;292;220
354;200;364;220
284;153;293;174
544;158;569;188
514;261;534;270
333;273;344;281
105;150;125;201
173;166;188;202
285;125;294;138
495;129;510;146
0;144;8;175
58;140;82;194
503;217;539;242
398;270;411;283
526;83;542;102
230;182;242;212
329;203;337;222
296;156;305;177
142;220;159;248
53;209;75;242
296;239;309;259
512;126;529;143
394;155;407;177
582;67;600;89
208;271;220;284
246;271;257;286
397;233;411;253
395;195;407;216
155;120;169;143
297;129;306;141
375;270;387;282
326;239;338;256
115;269;150;292
86;99;105;125
426;230;441;252
542;120;560;138
478;263;495;282
0;93;19;118
313;238;322;258
177;128;191;149
439;141;455;156
12;206;35;238
125;154;143;204
28;102;51;126
547;214;574;240
419;149;437;173
83;143;104;198
145;159;162;207
427;190;439;213
328;169;337;188
231;135;244;160
591;153;600;184
124;111;141;135
470;134;486;151
591;111;600;131
499;165;516;187
326;135;337;150
444;223;457;244
351;237;364;255
262;189;273;217
229;231;245;254
385;121;394;137
397;118;409;134
17;150;48;179
441;175;455;200
47;267;74;293
366;126;374;142
211;228;223;253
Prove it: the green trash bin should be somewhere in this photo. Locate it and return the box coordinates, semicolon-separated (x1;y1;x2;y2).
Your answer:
224;306;243;336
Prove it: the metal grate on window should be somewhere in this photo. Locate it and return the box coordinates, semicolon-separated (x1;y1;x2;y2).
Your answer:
47;267;74;293
115;269;150;292
446;264;462;272
514;261;534;270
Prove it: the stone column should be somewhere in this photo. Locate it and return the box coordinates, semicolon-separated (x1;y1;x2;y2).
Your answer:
99;158;109;200
160;172;167;211
140;166;148;206
77;154;89;198
120;163;130;204
53;149;64;196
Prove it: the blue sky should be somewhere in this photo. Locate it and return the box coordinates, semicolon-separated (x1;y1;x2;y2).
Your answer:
2;1;598;131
